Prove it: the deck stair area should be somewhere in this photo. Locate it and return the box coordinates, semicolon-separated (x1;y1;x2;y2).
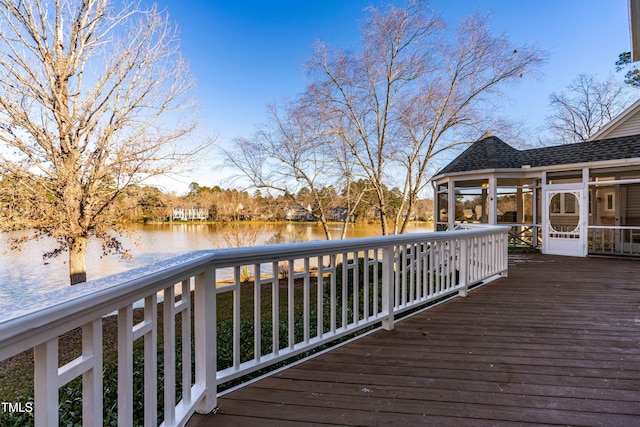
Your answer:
189;254;640;426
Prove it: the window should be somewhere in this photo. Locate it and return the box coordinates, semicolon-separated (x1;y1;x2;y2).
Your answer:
550;192;579;215
605;192;615;211
564;195;576;214
436;183;448;223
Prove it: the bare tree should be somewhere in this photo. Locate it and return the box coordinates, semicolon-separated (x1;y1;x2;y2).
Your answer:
225;100;364;240
0;0;200;284
326;132;370;239
306;2;547;234
544;73;633;144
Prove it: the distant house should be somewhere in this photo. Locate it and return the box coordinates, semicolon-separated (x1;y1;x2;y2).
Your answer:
172;207;209;221
431;130;640;257
285;205;315;221
327;207;354;222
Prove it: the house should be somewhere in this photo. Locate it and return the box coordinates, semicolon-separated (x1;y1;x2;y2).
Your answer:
431;131;640;257
285;204;315;221
172;206;209;221
327;207;355;222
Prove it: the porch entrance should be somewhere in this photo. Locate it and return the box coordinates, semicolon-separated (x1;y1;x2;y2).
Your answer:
544;185;586;256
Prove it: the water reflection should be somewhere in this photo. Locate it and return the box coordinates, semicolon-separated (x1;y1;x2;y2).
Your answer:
0;222;432;304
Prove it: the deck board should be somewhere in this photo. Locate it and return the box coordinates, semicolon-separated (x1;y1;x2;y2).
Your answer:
188;254;640;426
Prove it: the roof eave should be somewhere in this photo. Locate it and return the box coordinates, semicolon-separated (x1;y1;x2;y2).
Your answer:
431;168;523;181
528;157;640;172
431;157;640;182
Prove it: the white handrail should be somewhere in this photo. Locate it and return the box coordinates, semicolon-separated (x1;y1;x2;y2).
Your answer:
0;226;509;426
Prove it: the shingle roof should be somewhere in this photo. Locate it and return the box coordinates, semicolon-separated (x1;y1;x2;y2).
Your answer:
437;134;640;175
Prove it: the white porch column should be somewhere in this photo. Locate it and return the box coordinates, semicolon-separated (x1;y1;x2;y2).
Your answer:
532;181;539;247
488;176;497;225
516;187;524;223
541;171;548;254
448;178;456;230
582;168;590;255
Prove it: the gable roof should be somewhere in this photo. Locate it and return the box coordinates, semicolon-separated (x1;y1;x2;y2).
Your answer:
588;98;640;141
436;134;521;175
436;133;640;176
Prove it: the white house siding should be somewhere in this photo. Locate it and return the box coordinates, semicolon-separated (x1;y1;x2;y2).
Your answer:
601;110;640;139
173;207;209;221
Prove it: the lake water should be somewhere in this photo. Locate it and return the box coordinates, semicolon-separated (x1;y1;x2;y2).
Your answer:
0;222;433;305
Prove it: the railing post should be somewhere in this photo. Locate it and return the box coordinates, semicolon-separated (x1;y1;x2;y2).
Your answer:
82;320;103;427
501;230;509;277
382;245;395;331
117;306;134;427
195;267;218;413
458;238;469;297
163;286;177;425
34;339;58;427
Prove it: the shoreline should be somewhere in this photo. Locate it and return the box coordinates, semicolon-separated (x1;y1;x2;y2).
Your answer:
0;221;434;305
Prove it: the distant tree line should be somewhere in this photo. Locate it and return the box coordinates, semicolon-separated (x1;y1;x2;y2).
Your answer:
21;180;432;226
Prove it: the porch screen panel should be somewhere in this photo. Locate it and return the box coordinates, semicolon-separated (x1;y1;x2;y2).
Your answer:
454;180;488;224
592;186;616;226
496;183;534;225
624;184;640;225
436;183;449;230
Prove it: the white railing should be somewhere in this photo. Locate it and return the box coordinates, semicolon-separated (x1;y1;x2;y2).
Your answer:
454;221;541;248
588;225;640;255
0;226;509;426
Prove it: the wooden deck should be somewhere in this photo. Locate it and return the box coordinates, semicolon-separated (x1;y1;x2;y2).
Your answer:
188;253;640;426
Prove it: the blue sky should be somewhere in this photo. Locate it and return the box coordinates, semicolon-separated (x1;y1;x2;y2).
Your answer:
150;0;631;192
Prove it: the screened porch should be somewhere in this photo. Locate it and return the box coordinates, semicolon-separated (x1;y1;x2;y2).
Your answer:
433;165;640;257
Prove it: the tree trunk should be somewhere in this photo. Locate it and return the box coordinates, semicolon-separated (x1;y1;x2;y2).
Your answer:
318;214;332;240
379;208;388;235
399;193;416;234
340;220;349;240
68;236;88;285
